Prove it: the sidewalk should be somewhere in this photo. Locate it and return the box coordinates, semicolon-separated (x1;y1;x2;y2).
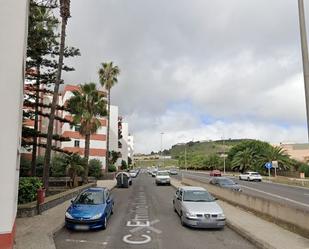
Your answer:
14;180;116;249
170;178;309;249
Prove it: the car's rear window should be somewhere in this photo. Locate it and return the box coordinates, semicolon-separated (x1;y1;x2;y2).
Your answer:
157;171;169;176
75;191;104;205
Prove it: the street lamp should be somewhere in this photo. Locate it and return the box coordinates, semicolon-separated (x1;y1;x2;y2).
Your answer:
160;132;164;167
298;0;309;141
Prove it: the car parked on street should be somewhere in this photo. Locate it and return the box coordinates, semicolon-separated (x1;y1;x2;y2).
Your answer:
209;177;242;192
65;187;114;230
210;170;221;177
239;171;262;181
173;186;225;228
169;169;178;175
151;169;158;177
129;169;138;178
155;170;171;185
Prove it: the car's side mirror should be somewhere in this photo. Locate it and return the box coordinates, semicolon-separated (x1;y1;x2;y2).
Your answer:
106;198;111;204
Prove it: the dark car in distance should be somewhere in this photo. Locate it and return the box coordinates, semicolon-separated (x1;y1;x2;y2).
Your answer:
209;177;242;192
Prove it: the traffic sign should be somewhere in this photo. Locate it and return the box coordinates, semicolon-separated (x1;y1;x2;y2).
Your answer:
265;162;272;169
272;161;278;168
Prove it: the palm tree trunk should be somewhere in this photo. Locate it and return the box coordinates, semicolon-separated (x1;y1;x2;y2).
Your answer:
31;63;40;176
84;133;91;183
43;1;70;190
105;89;111;172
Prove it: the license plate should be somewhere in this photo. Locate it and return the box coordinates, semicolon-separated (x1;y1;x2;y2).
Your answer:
75;225;89;230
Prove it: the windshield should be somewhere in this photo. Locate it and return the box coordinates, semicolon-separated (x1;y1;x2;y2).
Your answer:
218;178;235;185
183;190;215;202
251;173;260;176
157;171;169;176
75;191;104;205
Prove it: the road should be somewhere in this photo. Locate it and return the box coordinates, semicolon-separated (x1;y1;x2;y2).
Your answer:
54;173;257;249
177;171;309;211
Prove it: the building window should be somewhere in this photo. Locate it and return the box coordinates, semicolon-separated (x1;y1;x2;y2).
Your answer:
74;140;80;147
74;125;80;132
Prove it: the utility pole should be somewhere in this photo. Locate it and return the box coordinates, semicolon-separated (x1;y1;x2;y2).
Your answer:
185;146;187;171
298;0;309;141
160;132;164;167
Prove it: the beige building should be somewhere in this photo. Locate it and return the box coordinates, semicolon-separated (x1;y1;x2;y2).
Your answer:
279;143;309;163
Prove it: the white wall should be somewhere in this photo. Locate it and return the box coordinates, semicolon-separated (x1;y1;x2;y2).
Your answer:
0;0;29;234
121;122;129;164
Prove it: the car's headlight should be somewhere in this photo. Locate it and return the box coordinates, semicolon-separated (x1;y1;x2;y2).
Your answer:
185;212;197;219
217;213;225;219
91;213;103;220
65;212;73;219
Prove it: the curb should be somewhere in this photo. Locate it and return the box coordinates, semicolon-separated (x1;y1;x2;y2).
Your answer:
170;179;273;249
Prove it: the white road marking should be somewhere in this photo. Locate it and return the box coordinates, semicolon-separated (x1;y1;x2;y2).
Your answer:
123;234;151;244
129;219;162;234
65;239;106;245
240;185;309;208
183;172;309;209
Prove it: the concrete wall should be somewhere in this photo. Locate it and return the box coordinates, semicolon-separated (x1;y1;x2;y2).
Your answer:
182;178;309;236
0;1;29;248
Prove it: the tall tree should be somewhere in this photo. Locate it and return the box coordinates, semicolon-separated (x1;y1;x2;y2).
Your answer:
257;146;291;171
43;0;71;190
67;83;107;183
232;148;255;173
98;62;120;172
25;0;79;177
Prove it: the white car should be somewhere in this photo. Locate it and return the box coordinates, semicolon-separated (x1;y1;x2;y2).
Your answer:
155;170;171;185
129;170;138;178
239;171;262;182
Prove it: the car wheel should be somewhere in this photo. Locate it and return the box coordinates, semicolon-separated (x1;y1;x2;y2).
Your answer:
247;177;250;181
102;216;107;230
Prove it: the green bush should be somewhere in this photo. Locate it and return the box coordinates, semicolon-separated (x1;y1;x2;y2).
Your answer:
18;177;43;204
299;164;309;177
51;154;68;177
20;157;31;177
108;164;117;172
89;159;103;178
120;160;128;170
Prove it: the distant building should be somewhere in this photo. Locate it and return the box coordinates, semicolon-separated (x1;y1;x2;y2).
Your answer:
279;143;309;163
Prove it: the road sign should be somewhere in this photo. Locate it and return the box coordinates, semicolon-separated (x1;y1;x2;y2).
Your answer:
265;162;272;169
272;161;278;168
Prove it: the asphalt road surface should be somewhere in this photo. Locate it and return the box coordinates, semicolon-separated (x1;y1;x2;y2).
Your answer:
177;171;309;211
54;173;257;249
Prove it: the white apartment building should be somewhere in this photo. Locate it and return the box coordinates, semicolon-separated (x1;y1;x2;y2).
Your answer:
60;85;108;168
60;85;132;170
0;1;28;248
128;135;134;159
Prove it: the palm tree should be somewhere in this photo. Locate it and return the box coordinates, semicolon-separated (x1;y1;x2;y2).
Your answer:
43;0;71;190
98;62;120;172
232;148;255;173
257;146;291;171
65;153;85;188
67;83;107;183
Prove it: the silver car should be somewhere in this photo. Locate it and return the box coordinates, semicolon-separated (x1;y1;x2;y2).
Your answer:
173;186;225;228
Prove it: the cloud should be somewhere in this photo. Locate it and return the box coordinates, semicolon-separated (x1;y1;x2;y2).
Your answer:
62;0;309;153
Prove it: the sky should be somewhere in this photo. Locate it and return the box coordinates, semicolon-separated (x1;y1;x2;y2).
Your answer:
63;0;309;153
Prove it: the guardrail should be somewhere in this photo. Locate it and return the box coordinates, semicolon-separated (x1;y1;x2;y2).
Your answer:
182;177;309;238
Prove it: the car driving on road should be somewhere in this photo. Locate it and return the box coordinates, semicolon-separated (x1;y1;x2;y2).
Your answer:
65;187;114;230
209;177;242;192
210;170;222;177
155;170;171;185
239;171;262;181
173;186;225;228
129;169;138;178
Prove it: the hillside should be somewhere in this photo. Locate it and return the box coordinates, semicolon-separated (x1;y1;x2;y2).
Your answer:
168;139;252;159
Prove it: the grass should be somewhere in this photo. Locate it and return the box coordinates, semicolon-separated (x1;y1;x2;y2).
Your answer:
134;159;178;168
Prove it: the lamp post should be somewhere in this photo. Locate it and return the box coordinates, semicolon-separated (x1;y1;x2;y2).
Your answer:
160;132;164;167
298;0;309;141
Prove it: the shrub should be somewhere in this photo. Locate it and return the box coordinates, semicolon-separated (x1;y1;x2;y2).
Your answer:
51;154;68;177
20;157;31;177
18;177;43;204
299;164;309;177
89;159;103;178
108;164;117;172
120;160;128;170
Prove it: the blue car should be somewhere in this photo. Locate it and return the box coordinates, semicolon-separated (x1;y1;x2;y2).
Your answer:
65;187;114;230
